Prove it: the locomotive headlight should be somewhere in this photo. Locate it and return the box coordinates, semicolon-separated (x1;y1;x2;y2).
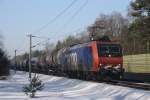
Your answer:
99;64;102;66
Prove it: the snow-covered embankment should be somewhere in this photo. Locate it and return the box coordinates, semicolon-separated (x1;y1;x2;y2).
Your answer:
0;71;150;100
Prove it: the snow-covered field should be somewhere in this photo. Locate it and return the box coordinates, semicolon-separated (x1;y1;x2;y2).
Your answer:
0;71;150;100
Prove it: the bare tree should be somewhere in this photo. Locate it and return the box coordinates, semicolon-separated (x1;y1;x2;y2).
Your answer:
45;43;55;56
87;12;129;41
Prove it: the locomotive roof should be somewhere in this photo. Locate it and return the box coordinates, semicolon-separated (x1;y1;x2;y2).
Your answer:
56;41;121;55
68;41;120;50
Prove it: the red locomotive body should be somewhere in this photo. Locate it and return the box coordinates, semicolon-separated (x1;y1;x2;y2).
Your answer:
95;41;124;79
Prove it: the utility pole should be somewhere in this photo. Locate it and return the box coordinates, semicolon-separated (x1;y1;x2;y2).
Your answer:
27;34;32;80
14;49;17;73
27;34;50;80
29;34;32;80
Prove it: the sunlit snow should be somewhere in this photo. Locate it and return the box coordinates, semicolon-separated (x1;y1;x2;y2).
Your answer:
0;71;149;100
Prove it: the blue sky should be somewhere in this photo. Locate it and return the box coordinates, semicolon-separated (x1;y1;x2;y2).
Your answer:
0;0;131;57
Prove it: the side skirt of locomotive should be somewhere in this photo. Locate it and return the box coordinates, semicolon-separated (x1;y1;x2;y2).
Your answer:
63;68;124;81
63;70;98;80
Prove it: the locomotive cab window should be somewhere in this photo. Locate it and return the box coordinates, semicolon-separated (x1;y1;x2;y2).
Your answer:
97;44;122;57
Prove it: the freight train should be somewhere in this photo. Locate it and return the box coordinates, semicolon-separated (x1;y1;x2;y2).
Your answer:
51;38;124;80
14;37;124;80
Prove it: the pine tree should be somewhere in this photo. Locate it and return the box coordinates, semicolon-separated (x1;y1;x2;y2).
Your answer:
0;48;9;76
23;75;44;98
130;0;150;50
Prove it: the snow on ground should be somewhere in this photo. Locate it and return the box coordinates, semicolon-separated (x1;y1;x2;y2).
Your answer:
0;71;150;100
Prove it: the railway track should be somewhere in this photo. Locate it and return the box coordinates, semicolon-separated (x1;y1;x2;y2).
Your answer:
107;80;150;90
64;76;150;90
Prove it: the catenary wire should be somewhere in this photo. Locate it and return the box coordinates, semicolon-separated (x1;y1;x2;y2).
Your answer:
33;0;78;35
56;0;88;33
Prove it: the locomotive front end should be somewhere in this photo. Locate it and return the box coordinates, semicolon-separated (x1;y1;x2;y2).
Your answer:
97;42;124;79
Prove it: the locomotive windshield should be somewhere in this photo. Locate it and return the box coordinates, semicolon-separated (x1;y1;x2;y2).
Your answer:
97;44;122;57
